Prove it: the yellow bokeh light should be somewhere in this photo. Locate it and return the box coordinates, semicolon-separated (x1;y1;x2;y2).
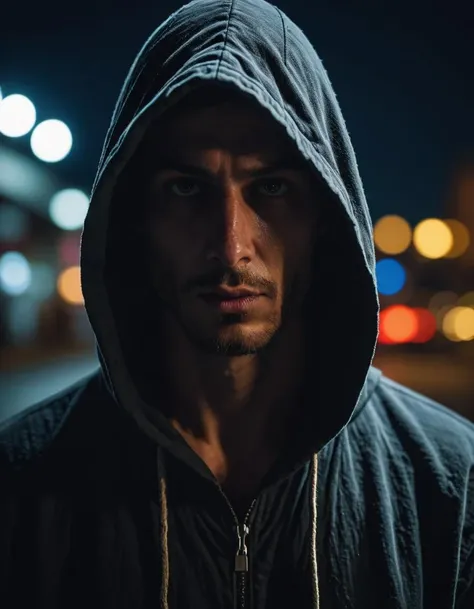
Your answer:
413;218;453;259
444;219;470;258
457;291;474;308
436;304;454;329
57;265;83;305
373;215;412;255
442;306;474;341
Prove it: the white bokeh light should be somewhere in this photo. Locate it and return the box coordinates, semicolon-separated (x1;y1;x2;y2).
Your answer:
0;94;36;137
49;188;89;230
30;119;72;162
0;251;32;296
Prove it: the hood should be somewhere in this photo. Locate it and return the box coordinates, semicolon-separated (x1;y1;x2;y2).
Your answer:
81;0;379;475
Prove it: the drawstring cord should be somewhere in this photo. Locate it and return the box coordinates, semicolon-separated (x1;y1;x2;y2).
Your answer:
311;452;321;608
158;451;170;609
157;450;320;609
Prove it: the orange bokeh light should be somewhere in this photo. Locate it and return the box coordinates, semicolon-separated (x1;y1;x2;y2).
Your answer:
379;305;419;344
57;265;84;306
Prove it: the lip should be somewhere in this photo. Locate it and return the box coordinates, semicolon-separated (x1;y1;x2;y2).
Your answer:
206;286;262;299
199;288;263;313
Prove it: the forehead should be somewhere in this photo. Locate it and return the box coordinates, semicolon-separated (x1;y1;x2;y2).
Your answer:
146;90;296;159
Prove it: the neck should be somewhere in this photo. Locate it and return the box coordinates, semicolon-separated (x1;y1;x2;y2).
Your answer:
160;314;306;466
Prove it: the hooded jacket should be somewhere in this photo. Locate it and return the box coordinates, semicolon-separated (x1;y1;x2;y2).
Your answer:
1;1;474;607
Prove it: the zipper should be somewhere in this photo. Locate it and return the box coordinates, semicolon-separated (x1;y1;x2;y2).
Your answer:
234;520;251;609
233;500;257;609
217;487;257;609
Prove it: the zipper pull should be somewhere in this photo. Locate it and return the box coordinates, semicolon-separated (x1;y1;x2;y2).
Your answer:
235;523;250;572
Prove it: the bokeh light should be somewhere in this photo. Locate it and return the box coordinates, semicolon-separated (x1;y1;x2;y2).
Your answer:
379;305;418;344
442;307;474;341
413;219;453;259
30;119;73;162
57;266;83;305
457;292;474;308
373;215;412;255
435;305;454;330
412;308;437;343
49;189;89;230
58;233;81;267
444;219;470;258
0;251;32;296
0;94;36;137
429;291;458;312
375;258;406;295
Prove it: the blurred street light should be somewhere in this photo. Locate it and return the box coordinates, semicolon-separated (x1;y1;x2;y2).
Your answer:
0;94;36;137
374;215;412;255
413;219;453;259
0;251;31;296
57;265;83;305
30;119;72;162
49;188;89;230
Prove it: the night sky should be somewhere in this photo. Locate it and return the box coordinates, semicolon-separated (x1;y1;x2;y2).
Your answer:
1;0;473;222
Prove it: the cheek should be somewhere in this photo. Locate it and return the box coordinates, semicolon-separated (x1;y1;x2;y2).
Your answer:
281;222;315;290
267;211;314;261
147;219;202;284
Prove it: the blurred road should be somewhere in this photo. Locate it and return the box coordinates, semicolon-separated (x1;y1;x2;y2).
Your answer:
0;351;473;425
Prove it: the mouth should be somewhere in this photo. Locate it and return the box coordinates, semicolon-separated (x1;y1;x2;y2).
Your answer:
199;287;264;313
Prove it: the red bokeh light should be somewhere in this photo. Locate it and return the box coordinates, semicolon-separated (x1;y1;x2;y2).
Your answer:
412;308;437;343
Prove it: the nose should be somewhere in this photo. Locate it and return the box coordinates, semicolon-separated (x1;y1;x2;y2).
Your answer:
206;185;255;267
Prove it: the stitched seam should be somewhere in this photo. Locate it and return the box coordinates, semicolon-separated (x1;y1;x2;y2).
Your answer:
276;6;287;67
216;0;235;77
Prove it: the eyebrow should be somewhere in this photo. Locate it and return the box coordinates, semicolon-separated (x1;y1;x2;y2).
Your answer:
152;156;308;179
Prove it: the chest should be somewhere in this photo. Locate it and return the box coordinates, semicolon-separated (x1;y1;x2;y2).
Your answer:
220;470;264;520
199;449;279;519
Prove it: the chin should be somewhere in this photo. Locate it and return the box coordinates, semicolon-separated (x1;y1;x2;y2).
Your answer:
215;328;270;355
189;318;281;356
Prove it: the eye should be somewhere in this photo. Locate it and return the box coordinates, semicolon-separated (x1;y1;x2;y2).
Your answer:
163;177;290;199
256;178;289;197
167;178;201;197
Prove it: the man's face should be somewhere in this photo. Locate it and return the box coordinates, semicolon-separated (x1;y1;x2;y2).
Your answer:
142;91;319;356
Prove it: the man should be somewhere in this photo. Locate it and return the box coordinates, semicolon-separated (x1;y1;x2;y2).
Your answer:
1;0;473;607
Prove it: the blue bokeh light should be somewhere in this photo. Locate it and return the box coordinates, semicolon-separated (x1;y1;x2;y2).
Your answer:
376;258;406;296
0;251;32;296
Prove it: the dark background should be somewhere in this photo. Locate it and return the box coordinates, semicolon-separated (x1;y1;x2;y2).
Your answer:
1;0;473;421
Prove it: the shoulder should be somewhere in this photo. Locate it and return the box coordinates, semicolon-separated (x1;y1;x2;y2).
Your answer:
372;373;474;459
368;375;474;604
0;369;103;475
347;370;474;504
355;372;474;511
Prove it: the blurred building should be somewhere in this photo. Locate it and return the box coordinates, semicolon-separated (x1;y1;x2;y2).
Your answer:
446;164;474;268
0;92;94;370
